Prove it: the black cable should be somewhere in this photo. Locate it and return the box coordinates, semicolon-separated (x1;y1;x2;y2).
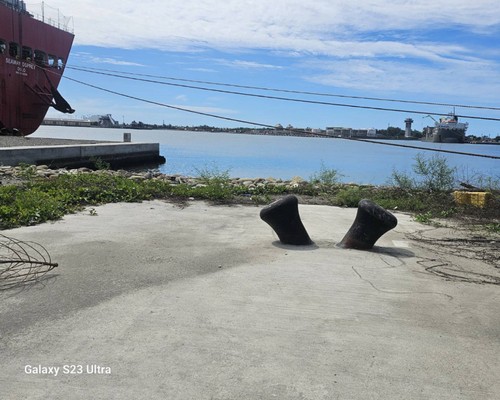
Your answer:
66;66;500;122
344;138;500;160
63;76;276;129
64;75;500;160
68;65;500;112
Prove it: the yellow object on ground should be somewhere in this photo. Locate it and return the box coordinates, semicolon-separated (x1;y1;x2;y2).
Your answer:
453;191;492;208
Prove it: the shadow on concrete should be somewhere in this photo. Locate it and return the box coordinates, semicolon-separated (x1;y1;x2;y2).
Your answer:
272;241;319;251
0;273;60;296
370;246;415;258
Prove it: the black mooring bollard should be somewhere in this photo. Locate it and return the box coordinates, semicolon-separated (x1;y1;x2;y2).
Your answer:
339;199;397;250
260;195;312;245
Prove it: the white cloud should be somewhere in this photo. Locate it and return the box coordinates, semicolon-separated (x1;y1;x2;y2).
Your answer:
26;1;500;56
187;67;218;73
29;1;500;110
89;58;144;67
215;59;284;70
305;58;500;102
73;53;145;66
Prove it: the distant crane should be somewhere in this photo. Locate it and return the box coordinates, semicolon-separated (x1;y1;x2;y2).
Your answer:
421;115;438;141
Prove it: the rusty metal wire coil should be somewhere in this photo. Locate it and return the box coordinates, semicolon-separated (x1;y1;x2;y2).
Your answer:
0;234;58;290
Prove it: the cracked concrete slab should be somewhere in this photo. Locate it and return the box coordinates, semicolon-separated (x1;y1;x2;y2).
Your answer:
1;200;499;399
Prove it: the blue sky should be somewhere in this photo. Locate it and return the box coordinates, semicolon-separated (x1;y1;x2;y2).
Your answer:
32;0;500;136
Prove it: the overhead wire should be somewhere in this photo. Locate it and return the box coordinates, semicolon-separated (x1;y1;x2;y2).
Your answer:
63;76;276;129
67;66;500;122
68;65;500;112
63;74;500;160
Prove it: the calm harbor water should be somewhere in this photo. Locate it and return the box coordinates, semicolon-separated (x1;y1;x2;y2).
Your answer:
32;126;499;185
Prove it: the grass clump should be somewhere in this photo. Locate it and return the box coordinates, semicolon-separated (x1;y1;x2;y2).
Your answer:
193;164;233;201
388;153;459;224
0;174;155;229
310;163;343;189
485;223;500;234
331;185;455;214
0;167;241;229
90;157;111;171
194;164;230;185
0;186;67;228
17;163;38;182
335;186;365;207
0;159;497;230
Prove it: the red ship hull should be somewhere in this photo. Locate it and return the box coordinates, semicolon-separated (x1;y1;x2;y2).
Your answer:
0;1;74;136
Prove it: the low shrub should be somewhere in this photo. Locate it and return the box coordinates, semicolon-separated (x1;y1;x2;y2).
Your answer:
335;186;366;207
391;153;457;191
0;165;494;230
310;163;343;188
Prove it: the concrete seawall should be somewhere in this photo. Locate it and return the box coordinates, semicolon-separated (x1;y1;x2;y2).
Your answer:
0;142;166;168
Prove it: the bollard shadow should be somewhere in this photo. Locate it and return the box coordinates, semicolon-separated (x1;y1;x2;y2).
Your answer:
363;246;415;258
335;242;414;258
271;241;319;251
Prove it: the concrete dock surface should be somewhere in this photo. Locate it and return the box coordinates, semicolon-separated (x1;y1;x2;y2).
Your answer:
0;136;163;168
0;136;112;147
1;200;499;399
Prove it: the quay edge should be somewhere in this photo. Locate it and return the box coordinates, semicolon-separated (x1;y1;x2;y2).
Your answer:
0;142;166;169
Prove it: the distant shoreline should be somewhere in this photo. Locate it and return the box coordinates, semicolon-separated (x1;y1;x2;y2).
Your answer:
39;122;499;144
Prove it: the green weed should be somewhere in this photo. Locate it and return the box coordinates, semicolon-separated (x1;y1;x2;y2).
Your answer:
310;162;343;188
91;157;111;171
391;153;457;191
335;186;365;207
414;211;434;224
192;164;233;201
485;223;500;233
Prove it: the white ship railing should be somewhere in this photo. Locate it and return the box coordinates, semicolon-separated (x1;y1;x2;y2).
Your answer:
29;2;74;33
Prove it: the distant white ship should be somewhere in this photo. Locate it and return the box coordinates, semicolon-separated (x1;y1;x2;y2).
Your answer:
422;112;468;143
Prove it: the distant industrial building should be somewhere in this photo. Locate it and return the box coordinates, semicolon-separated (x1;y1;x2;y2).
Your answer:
326;127;377;138
43;114;119;128
42;118;95;127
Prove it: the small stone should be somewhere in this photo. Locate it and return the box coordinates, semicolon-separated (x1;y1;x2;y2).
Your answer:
129;175;146;180
36;171;52;177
